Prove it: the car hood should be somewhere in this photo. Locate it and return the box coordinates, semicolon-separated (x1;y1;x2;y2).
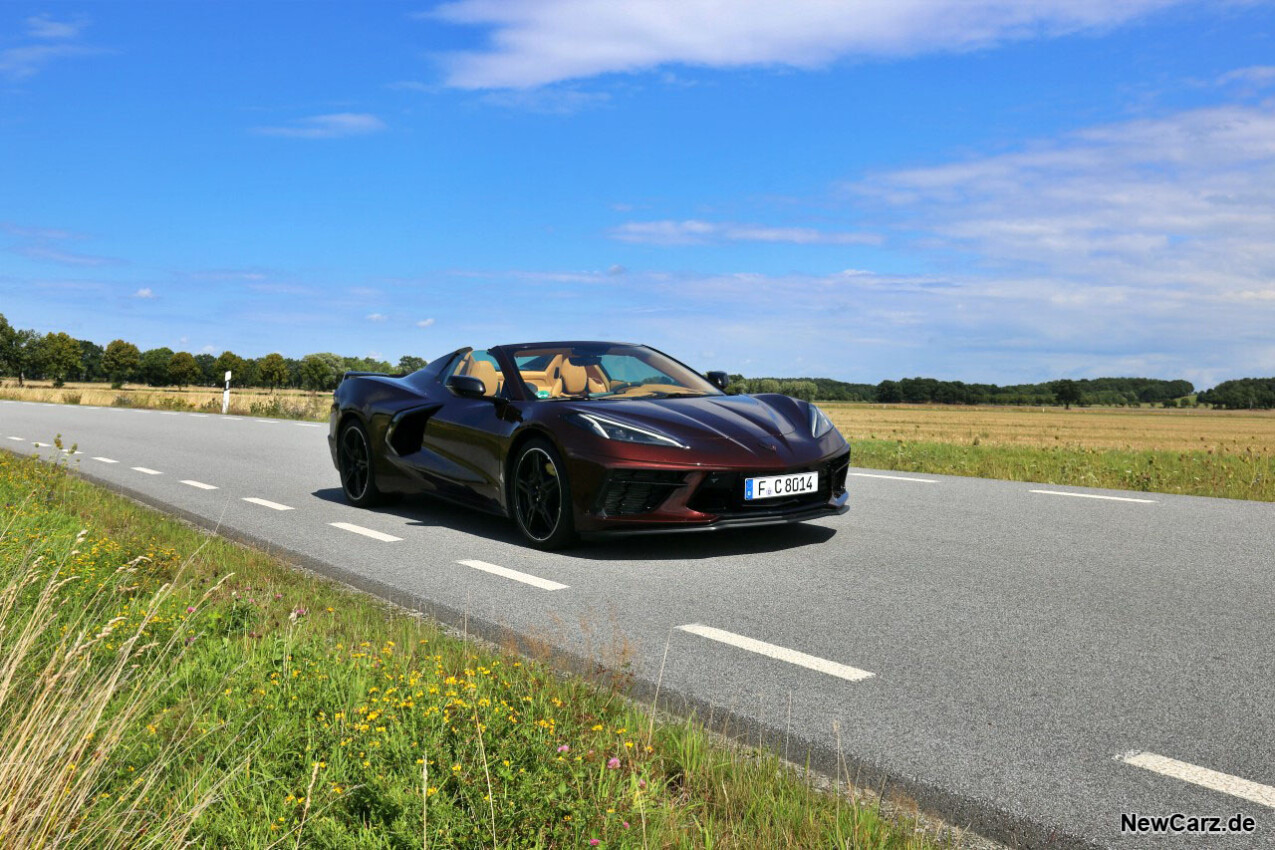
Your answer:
558;394;810;454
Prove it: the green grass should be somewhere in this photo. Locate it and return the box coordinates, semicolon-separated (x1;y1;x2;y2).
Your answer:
0;448;959;849
852;439;1275;501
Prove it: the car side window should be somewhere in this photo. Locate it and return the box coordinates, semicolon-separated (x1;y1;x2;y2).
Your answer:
445;350;505;397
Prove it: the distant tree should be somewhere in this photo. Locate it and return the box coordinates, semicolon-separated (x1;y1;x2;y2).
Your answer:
397;355;427;374
102;340;142;387
258;352;290;390
756;378;781;394
168;351;203;389
194;353;217;386
139;347;175;386
1198;378;1275;410
39;332;83;387
1050;379;1083;410
875;380;902;403
285;357;303;389
213;351;247;386
0;315;40;386
343;355;393;374
780;380;817;401
76;339;105;382
299;353;342;391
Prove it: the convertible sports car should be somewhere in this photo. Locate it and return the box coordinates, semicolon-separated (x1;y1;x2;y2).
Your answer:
329;341;850;549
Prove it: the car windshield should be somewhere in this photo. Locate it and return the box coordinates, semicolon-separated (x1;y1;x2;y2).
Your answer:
507;344;720;400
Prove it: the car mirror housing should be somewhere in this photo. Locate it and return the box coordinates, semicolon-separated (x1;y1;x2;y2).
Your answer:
446;374;488;398
706;371;730;390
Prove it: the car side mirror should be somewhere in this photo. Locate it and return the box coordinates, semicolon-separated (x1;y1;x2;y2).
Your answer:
447;374;488;398
706;371;730;390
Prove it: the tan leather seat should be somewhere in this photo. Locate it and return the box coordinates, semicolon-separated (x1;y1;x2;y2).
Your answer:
558;361;606;395
466;359;502;396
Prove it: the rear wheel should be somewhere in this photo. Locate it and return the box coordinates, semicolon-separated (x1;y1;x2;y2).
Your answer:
512;438;577;550
339;419;387;507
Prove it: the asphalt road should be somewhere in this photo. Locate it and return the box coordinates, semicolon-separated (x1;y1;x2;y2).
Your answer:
3;398;1273;849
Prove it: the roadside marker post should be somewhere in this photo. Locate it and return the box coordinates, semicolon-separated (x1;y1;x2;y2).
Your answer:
222;371;231;415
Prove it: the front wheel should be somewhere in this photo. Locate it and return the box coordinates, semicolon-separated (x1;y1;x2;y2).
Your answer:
338;419;388;507
511;438;578;550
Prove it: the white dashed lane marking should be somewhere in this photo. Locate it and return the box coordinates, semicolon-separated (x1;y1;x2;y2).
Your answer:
1031;489;1157;503
7;436;23;441
242;497;293;511
1117;752;1275;808
296;423;323;428
131;467;163;475
181;480;219;490
329;522;402;542
677;624;875;683
456;559;568;591
849;472;937;483
92;457;119;464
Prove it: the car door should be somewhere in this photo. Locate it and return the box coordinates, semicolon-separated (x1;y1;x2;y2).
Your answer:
421;349;520;510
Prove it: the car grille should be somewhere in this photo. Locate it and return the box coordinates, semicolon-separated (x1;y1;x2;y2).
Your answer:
595;470;689;517
688;450;850;516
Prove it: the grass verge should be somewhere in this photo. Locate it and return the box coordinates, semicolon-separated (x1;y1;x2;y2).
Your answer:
0;449;961;849
852;439;1274;501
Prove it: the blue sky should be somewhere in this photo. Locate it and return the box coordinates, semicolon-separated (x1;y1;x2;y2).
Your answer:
2;1;1274;388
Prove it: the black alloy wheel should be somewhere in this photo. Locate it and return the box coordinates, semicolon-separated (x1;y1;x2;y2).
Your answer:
339;419;386;507
512;439;577;550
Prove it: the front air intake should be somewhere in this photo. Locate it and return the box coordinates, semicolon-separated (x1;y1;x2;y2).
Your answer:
595;470;687;516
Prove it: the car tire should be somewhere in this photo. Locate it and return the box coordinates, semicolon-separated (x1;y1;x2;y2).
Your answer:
338;418;388;508
511;438;578;550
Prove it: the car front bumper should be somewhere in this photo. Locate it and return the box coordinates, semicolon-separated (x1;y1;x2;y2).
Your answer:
565;447;852;535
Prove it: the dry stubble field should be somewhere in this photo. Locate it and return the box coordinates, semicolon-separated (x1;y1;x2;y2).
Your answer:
822;402;1275;453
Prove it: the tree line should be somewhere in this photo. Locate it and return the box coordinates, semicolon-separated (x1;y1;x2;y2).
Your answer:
5;315;1270;407
0;315;425;392
1197;378;1275;410
731;375;1209;407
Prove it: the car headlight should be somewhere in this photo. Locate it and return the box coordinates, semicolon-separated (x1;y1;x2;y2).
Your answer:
569;412;689;449
808;404;835;438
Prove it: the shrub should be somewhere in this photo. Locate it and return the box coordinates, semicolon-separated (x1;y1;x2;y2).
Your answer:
61;392;82;405
156;395;192;411
111;395;133;408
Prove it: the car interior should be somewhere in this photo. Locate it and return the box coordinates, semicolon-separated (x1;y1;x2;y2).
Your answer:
449;347;699;400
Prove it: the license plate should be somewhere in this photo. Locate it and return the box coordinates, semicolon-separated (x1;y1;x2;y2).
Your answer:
743;471;818;501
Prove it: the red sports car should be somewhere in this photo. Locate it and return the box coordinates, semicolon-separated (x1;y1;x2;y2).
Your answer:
329;341;850;549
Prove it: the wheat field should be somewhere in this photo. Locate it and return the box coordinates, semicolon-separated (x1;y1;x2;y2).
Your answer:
823;402;1275;454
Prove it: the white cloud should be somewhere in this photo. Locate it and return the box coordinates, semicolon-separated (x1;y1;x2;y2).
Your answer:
479;87;610;114
1217;65;1275;87
416;318;436;328
133;288;155;299
387;80;435;92
366;313;388;322
1;15;101;79
431;0;1184;88
0;43;102;79
26;14;89;40
3;223;120;266
610;219;880;246
253;113;387;139
851;101;1275;296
